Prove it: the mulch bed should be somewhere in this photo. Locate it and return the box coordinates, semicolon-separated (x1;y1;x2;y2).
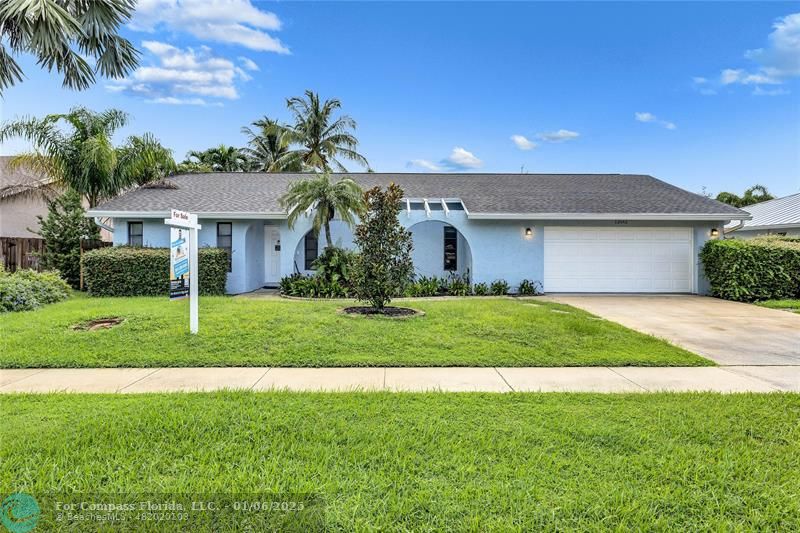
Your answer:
341;306;423;318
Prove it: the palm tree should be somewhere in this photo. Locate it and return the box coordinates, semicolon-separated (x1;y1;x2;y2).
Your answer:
0;0;139;92
0;107;175;207
241;118;303;172
280;173;365;248
284;90;369;172
716;185;775;208
185;145;249;172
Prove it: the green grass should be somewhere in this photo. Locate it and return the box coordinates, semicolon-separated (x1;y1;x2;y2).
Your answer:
756;299;800;314
0;294;708;368
1;392;798;530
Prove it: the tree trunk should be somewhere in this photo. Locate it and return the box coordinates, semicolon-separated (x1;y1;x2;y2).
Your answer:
324;221;332;249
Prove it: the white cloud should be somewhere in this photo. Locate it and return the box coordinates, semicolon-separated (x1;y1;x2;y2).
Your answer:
130;0;289;53
238;57;259;71
753;86;791;96
444;147;482;169
108;41;252;105
146;96;220;106
510;134;537;150
635;112;676;130
407;159;442;171
720;68;779;85
536;129;580;143
744;12;800;79
697;12;799;95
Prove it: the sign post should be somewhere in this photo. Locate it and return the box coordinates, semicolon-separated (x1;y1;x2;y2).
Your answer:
164;209;202;334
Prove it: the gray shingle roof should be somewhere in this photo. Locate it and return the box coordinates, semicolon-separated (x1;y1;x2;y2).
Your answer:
89;172;748;218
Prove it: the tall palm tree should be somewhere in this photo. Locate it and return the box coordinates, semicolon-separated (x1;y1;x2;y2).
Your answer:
0;107;176;207
280;173;365;248
284;90;369;172
185;145;249;172
0;0;139;92
241;118;302;172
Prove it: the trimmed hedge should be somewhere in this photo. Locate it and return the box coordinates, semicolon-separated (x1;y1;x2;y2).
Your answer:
82;246;228;297
700;237;800;302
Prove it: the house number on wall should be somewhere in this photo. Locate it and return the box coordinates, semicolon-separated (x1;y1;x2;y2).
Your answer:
614;220;629;225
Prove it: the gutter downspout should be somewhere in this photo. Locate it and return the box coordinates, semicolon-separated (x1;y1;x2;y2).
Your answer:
93;217;114;234
723;220;745;236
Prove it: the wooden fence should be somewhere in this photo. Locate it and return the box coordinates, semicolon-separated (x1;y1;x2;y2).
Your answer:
1;237;111;274
1;237;43;272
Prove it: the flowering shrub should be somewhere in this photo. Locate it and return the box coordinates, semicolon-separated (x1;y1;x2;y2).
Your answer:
0;269;70;312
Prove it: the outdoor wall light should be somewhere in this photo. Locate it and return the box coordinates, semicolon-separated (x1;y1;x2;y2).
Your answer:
524;227;533;238
710;228;719;238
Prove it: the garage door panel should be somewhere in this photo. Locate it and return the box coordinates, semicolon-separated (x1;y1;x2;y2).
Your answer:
544;227;693;293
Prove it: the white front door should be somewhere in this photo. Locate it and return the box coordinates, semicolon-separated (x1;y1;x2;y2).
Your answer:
543;227;694;293
264;226;281;285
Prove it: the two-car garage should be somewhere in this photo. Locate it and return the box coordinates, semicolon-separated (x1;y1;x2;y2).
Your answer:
543;227;694;293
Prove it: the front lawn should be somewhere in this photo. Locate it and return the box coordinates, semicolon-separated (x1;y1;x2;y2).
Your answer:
0;295;707;368
1;392;798;530
756;299;800;314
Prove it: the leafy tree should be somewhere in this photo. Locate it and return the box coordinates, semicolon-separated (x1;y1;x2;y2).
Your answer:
176;161;213;174
351;183;414;311
715;185;775;208
34;190;100;288
0;107;176;207
241;117;303;172
0;0;139;92
280;173;364;248
284;90;370;171
185;145;249;172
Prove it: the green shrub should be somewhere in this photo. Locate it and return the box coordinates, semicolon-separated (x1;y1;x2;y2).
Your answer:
82;246;228;297
700;237;800;302
35;190;100;288
405;276;440;297
0;269;70;312
517;279;542;296
312;247;357;289
351;184;414;310
279;273;350;298
473;282;489;296
490;279;510;295
445;272;471;296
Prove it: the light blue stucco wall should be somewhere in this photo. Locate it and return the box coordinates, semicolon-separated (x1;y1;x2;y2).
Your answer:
110;215;726;294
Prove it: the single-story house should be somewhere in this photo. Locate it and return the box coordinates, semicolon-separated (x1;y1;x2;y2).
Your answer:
724;192;800;238
87;172;749;295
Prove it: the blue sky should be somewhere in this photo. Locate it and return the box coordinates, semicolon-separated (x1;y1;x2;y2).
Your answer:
2;1;799;196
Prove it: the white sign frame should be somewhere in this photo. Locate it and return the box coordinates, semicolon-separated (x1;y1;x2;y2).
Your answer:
164;209;202;334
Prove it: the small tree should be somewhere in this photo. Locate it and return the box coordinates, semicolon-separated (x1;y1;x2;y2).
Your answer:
351;183;413;310
35;191;100;288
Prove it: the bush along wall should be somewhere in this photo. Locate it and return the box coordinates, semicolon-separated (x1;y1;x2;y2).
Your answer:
82;246;228;297
700;237;800;302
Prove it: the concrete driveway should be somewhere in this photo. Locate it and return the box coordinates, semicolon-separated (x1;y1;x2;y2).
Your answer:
546;295;800;366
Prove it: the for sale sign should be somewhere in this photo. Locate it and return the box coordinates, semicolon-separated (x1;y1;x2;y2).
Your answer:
170;227;190;300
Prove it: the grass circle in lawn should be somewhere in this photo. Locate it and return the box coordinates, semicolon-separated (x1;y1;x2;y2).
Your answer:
340;306;424;319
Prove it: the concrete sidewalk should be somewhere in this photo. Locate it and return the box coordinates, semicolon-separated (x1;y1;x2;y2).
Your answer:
1;366;797;393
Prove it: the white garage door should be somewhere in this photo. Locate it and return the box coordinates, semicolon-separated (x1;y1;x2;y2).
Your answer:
544;227;693;293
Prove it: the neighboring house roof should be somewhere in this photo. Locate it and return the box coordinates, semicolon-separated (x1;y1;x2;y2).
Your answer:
725;192;800;232
88;172;749;220
0;156;56;198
